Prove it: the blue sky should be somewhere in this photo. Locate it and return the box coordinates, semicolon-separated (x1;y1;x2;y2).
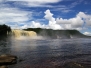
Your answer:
0;0;91;35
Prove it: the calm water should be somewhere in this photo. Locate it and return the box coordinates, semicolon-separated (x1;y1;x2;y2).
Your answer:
0;36;91;68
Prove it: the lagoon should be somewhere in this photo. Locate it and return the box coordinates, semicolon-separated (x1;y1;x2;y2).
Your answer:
0;36;91;68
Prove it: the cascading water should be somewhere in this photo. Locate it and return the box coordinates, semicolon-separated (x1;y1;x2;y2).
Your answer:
11;30;46;40
12;30;37;37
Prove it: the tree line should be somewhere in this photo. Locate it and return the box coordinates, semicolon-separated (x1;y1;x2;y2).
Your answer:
0;24;11;36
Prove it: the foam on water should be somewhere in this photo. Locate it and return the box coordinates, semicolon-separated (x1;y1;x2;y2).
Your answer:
12;36;46;40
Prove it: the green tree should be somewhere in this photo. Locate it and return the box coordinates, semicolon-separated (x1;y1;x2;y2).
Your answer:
0;24;11;35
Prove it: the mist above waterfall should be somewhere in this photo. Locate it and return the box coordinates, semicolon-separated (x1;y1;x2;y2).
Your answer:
34;29;90;39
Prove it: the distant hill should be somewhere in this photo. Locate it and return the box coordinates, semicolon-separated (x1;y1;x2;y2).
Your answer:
23;28;91;39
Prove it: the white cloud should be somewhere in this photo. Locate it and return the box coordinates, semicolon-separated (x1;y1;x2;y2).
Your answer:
0;7;33;27
20;21;46;29
21;17;63;30
56;18;70;24
61;9;72;13
55;13;84;29
86;19;91;26
47;21;63;30
7;0;61;7
15;9;91;30
1;0;91;31
44;9;91;30
30;21;46;28
20;25;29;29
83;32;91;36
70;16;84;28
77;12;91;26
44;9;62;30
77;12;86;18
50;5;72;13
63;24;71;29
44;9;55;22
21;20;62;30
7;0;60;3
0;4;91;31
56;11;91;29
69;0;83;8
0;0;3;2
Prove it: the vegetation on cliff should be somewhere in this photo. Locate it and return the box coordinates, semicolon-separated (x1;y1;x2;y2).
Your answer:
23;28;89;38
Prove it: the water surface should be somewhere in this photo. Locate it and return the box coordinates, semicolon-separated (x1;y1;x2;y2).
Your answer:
0;36;91;68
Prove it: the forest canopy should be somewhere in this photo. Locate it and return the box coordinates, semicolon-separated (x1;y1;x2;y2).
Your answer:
0;24;11;35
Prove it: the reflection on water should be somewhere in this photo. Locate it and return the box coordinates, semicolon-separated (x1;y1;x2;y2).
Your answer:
0;36;91;68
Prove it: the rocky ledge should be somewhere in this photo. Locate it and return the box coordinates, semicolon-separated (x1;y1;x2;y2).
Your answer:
0;66;8;68
0;54;17;65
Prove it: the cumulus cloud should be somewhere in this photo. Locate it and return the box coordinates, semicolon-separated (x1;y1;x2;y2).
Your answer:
48;21;63;30
20;21;46;29
44;9;85;30
77;12;91;26
1;0;91;31
45;10;91;29
44;9;91;30
44;9;55;22
44;9;62;30
56;18;70;24
30;21;46;28
13;9;91;30
0;3;91;31
44;10;91;30
21;9;63;30
70;16;84;28
83;32;91;36
56;14;84;29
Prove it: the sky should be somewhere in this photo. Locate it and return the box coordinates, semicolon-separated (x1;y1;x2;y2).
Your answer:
0;0;91;35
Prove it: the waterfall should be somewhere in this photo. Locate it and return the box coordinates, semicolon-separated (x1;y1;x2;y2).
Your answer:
12;30;37;37
70;35;73;39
